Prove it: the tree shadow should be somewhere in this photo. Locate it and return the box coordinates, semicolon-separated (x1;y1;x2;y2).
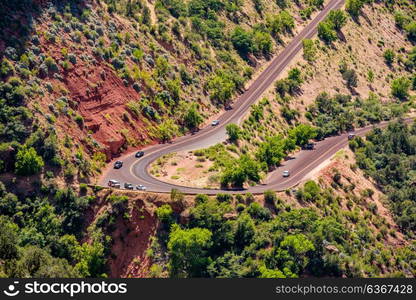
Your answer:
347;86;360;96
360;11;373;27
336;30;347;43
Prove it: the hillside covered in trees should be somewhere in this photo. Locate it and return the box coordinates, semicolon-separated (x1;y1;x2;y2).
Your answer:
0;0;415;278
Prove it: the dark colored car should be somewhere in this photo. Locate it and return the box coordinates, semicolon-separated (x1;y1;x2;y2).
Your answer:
114;160;123;169
304;143;315;150
124;183;134;190
348;133;356;140
135;151;144;158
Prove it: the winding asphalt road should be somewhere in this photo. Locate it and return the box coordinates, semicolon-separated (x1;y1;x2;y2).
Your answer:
98;0;383;194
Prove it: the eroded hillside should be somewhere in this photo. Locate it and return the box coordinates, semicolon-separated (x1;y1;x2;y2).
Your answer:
0;0;415;279
0;0;329;183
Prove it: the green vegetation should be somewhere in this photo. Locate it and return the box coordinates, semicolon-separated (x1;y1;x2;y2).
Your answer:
318;8;347;43
194;120;317;188
207;70;244;106
327;9;347;30
275;67;304;97
1;0;415;280
15;146;44;176
168;225;213;277
384;49;395;65
307;92;407;139
339;62;358;89
391;77;411;101
226;123;241;142
153;182;416;278
302;39;317;62
346;0;364;18
256;124;316;169
220;155;262;188
184;104;203;131
350;121;416;235
0;183;110;277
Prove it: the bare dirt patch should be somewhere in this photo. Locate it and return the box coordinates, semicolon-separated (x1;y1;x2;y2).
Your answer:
149;151;220;188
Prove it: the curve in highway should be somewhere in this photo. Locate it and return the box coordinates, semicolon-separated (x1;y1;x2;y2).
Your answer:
99;0;375;194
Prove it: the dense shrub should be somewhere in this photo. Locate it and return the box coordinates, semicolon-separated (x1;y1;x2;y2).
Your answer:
15;146;44;176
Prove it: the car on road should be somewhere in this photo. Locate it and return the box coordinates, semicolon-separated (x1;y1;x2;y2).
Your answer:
348;133;356;140
211;120;220;126
114;160;123;169
304;143;315;150
136;184;147;191
135;151;144;158
282;170;290;177
124;183;134;190
108;180;121;188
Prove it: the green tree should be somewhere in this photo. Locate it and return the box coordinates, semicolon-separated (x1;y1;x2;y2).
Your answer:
226;123;241;142
384;49;395;65
168;225;213;277
264;190;277;205
276;234;315;275
0;58;14;78
276;0;288;8
156;204;174;225
280;11;295;32
74;242;106;277
142;5;152;26
170;188;184;203
302;39;316;62
15;146;44;175
318;21;337;43
253;30;273;56
231;26;253;54
301;180;321;201
234;214;256;248
239;155;261;183
0;216;19;259
341;68;358;88
256;136;286;168
327;9;347;30
346;0;364;18
367;69;374;83
405;21;416;42
11;246;78;278
221;166;247;188
184;104;203;130
221;155;261;188
288;124;317;146
288;68;303;84
259;265;286;278
155;56;171;78
207;73;236;106
391;77;411;100
156;119;179;142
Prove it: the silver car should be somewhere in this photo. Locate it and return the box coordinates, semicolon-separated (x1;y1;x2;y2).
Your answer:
211;120;220;126
282;170;290;177
136;184;147;191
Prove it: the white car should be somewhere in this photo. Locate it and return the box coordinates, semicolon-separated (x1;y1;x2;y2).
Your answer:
282;170;290;177
211;120;220;126
136;184;147;191
108;179;121;188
